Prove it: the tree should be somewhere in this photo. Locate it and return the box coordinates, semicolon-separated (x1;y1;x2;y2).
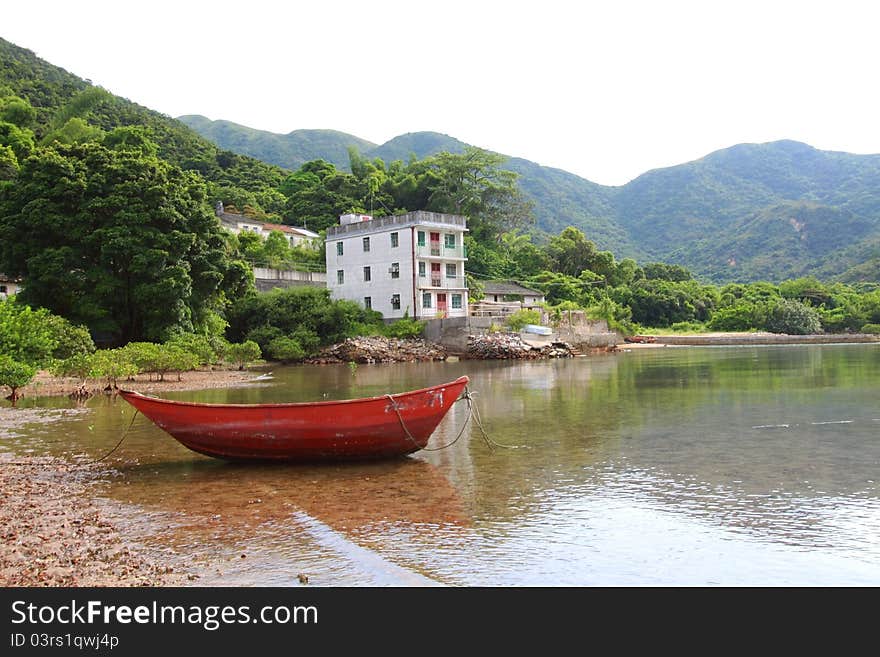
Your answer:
643;262;693;282
422;147;533;240
0;134;235;343
0;355;35;403
547;227;599;278
0;95;37;128
0;121;35;162
226;340;262;370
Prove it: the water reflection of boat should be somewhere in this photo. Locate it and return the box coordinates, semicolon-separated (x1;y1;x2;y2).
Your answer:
118;376;469;461
111;457;468;532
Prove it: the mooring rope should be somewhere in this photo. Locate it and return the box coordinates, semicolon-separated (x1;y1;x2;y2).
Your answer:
0;408;141;467
86;408;140;464
463;389;522;450
386;386;521;452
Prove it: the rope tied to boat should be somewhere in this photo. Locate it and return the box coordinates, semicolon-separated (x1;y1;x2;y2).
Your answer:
0;408;141;467
87;408;140;464
386;386;520;452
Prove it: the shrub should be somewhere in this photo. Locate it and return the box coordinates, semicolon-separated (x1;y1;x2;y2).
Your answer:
89;348;138;387
0;300;58;366
166;332;217;367
505;309;541;332
50;352;94;383
861;323;880;334
384;316;426;339
764;299;822;335
153;344;200;381
44;315;95;360
226;340;262;370
245;325;283;353
267;336;305;363
119;342;162;379
670;321;705;333
707;302;767;332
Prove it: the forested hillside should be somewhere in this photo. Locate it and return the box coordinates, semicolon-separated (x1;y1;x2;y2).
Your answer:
184;117;880;283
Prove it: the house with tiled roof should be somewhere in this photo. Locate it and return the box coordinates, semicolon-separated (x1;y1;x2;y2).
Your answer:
481;281;545;308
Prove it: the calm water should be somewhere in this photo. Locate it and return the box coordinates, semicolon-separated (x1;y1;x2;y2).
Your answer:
4;344;880;585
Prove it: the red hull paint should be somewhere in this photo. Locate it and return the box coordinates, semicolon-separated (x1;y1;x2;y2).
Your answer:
118;376;469;462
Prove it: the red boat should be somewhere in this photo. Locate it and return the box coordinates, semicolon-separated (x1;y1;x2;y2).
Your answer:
117;376;469;462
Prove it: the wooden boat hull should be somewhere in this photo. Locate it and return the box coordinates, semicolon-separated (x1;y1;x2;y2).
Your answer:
118;376;469;462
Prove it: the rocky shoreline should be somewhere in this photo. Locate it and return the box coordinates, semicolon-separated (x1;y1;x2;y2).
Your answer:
0;454;199;586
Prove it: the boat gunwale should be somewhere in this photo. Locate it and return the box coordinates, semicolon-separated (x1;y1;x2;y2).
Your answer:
117;375;469;410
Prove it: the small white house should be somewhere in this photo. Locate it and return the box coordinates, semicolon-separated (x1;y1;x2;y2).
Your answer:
0;273;21;300
217;208;320;249
325;211;469;320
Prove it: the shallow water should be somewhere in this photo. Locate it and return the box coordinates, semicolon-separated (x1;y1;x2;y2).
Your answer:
4;344;879;585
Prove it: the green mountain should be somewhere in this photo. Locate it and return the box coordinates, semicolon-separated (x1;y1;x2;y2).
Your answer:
177;115;376;171
614;141;880;281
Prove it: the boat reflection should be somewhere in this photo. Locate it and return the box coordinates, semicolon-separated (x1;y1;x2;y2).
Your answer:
106;456;467;541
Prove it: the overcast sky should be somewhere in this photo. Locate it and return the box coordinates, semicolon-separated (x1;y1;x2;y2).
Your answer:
4;0;880;185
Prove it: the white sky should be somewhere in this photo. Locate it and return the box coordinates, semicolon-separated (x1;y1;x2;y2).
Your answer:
4;0;880;186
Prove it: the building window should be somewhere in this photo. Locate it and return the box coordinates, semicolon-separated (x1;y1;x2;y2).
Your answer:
444;234;456;249
337;270;344;285
445;263;456;278
422;292;432;308
418;262;426;277
390;262;400;279
363;236;370;252
336;242;343;256
363;266;371;282
390;232;399;248
452;294;462;309
364;296;372;310
417;231;426;247
391;294;401;310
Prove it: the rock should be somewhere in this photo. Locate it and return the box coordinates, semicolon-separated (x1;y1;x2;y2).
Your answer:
466;334;575;360
306;337;447;364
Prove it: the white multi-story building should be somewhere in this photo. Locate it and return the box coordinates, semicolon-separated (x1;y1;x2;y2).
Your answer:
325;211;469;320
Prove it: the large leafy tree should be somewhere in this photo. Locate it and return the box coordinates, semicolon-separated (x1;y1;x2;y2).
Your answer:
0;130;233;343
420;146;534;241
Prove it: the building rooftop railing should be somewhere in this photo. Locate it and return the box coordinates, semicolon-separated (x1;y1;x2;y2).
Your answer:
327;211;468;238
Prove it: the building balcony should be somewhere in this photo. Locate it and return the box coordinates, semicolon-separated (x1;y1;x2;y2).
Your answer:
417;276;468;290
415;245;466;260
420;307;468;319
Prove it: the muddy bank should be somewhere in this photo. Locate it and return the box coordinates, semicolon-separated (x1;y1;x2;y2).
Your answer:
19;367;264;400
0;454;202;586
